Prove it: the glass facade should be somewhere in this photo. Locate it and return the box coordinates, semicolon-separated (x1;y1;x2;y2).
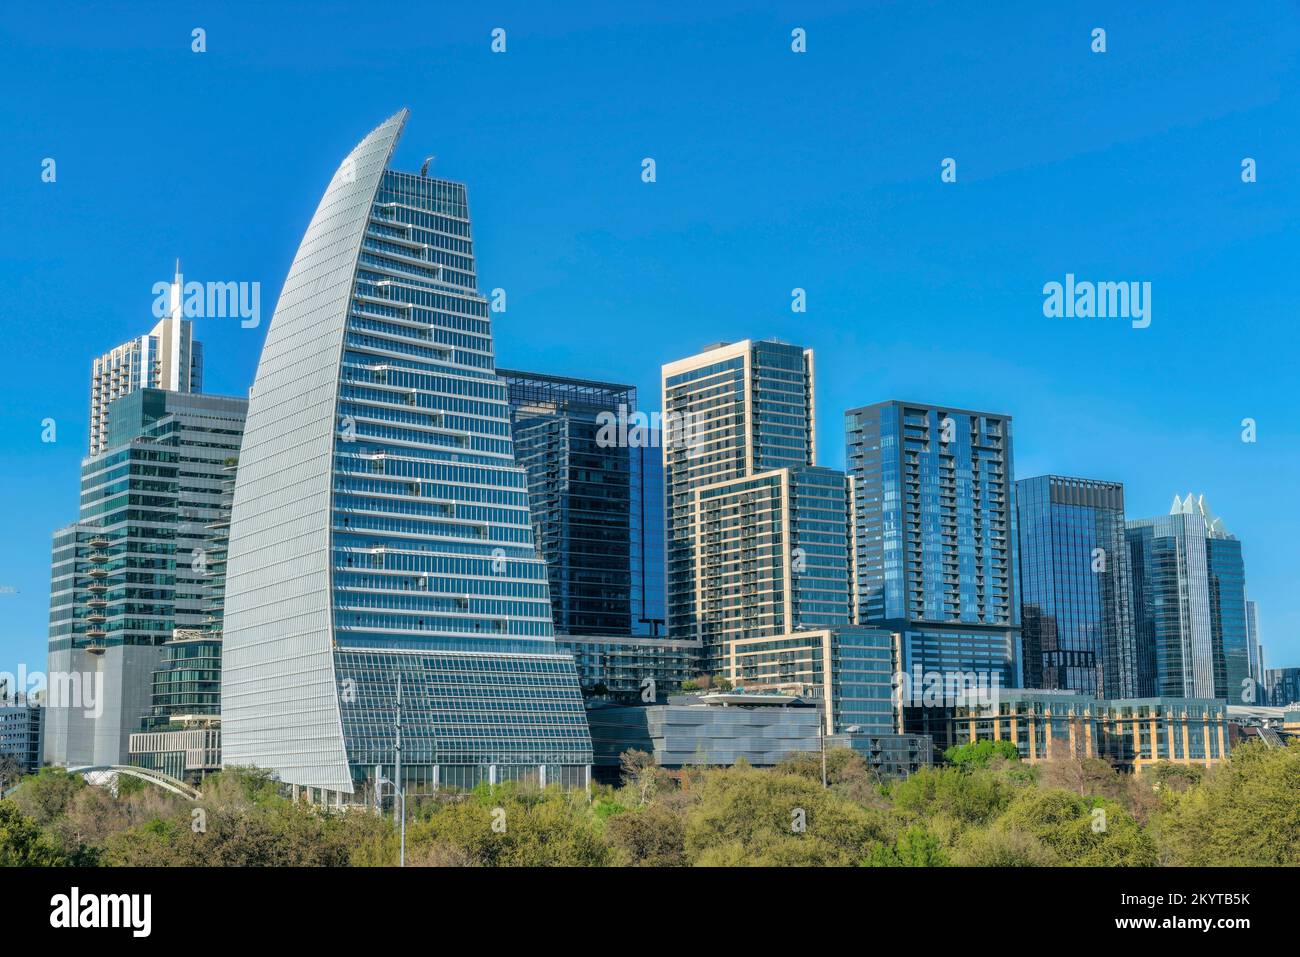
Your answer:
951;690;1229;769
500;370;667;637
1127;496;1249;701
1265;667;1300;708
88;285;203;457
662;339;816;643
44;389;246;767
846;401;1021;690
1015;475;1136;697
222;111;590;797
730;627;896;735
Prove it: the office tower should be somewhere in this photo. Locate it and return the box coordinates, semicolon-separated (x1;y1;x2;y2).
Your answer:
500;370;681;696
44;388;247;767
1126;494;1250;701
88;264;202;456
128;458;236;779
1015;475;1137;697
1265;667;1300;709
1245;599;1264;698
630;438;667;638
500;370;666;637
222;111;591;799
662;339;816;646
845;402;1022;689
660;340;894;735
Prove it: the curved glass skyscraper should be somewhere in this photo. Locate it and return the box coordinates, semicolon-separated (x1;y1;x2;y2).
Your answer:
222;110;591;797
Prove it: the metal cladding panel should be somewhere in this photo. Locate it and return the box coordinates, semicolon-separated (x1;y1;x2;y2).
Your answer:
222;110;408;791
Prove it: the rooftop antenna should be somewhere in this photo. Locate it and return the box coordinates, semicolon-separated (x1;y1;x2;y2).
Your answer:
420;156;434;177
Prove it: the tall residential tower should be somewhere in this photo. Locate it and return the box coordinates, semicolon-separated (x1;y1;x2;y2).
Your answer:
661;340;894;735
845;401;1022;690
88;264;202;456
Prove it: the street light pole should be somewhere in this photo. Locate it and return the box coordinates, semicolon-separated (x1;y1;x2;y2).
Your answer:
820;718;827;789
394;673;404;867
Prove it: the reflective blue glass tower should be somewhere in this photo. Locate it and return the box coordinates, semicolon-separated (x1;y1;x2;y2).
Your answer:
1126;494;1249;702
1015;475;1137;697
222;111;591;797
845;401;1022;690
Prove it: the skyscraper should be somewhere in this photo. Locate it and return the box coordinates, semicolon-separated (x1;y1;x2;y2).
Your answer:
660;340;893;734
662;339;816;647
221;111;591;798
44;388;246;767
1015;475;1137;697
1126;494;1250;701
499;370;665;638
1245;599;1264;699
127;458;236;780
845;401;1021;689
1265;667;1300;709
88;264;202;456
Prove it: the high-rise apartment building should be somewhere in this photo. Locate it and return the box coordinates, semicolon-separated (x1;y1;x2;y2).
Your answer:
662;339;816;647
0;693;44;774
845;401;1022;689
1126;494;1250;701
88;265;202;456
1016;475;1137;697
44;388;246;767
660;340;894;735
693;464;855;656
221;111;591;799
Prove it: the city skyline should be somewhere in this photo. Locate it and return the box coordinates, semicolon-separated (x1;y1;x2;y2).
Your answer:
3;2;1298;679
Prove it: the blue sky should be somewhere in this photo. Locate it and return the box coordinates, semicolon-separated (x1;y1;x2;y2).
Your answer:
1;1;1297;675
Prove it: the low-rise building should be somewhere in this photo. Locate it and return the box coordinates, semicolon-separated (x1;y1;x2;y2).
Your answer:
587;692;932;783
556;634;701;698
950;689;1229;770
0;695;44;774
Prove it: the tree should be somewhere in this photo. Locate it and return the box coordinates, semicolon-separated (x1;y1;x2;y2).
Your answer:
619;749;660;806
1155;742;1300;866
889;765;1013;827
996;788;1157;866
0;800;66;866
405;787;612;866
0;754;24;792
865;824;950;867
1038;755;1125;800
944;740;1021;769
951;824;1058;866
11;766;86;826
683;765;890;866
604;804;686;866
